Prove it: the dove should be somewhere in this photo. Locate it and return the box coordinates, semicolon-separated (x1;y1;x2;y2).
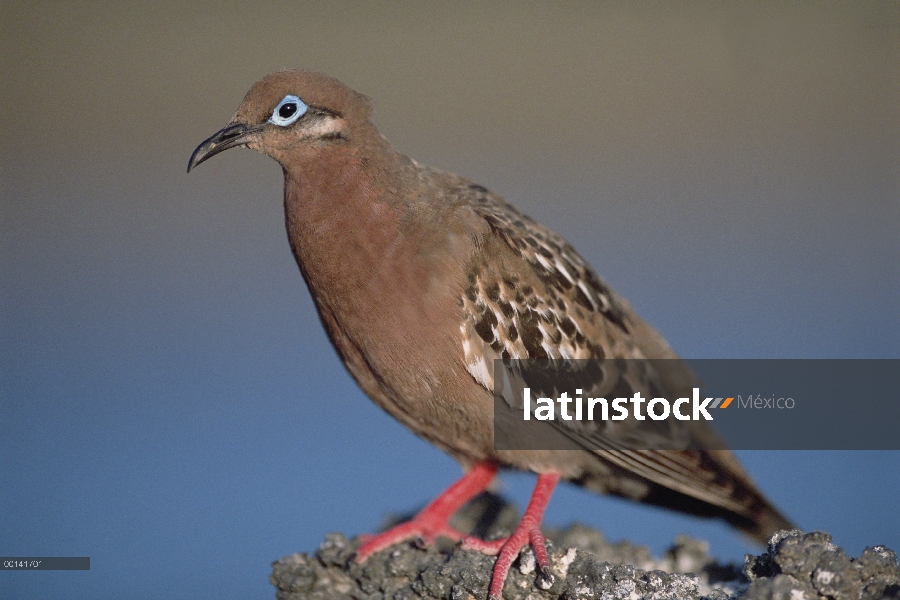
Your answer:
189;70;793;599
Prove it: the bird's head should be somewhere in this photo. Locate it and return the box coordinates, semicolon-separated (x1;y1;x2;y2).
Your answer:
188;70;374;172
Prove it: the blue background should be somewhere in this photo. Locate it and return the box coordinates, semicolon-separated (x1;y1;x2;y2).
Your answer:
2;3;898;599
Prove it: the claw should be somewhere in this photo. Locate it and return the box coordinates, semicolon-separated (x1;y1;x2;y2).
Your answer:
538;564;555;589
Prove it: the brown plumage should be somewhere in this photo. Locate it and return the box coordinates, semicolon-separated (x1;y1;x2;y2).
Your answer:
189;70;793;599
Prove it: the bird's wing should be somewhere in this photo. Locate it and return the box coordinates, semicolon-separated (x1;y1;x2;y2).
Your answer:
457;183;768;519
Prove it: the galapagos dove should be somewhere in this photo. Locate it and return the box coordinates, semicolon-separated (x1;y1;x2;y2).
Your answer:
189;70;793;600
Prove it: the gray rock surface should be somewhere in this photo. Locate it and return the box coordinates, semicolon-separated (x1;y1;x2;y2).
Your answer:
270;493;898;600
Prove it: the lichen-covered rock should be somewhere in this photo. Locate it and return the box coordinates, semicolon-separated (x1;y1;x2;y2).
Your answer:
270;494;898;600
741;530;899;600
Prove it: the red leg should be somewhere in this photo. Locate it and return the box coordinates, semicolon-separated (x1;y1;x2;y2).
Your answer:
355;462;499;562
463;472;560;600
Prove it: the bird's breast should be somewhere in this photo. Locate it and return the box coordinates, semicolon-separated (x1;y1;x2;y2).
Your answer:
284;180;494;457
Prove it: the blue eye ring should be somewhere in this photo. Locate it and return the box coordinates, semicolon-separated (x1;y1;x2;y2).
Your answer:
269;95;308;127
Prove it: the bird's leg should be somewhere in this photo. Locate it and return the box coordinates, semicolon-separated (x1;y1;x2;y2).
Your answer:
462;471;560;600
355;461;499;562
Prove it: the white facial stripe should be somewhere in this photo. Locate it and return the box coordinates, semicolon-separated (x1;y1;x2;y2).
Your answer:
302;114;344;138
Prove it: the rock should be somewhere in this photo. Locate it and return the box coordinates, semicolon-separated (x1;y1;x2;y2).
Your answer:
742;530;900;600
270;493;898;600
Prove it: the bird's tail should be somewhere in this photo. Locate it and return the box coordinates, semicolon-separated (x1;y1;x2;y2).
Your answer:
726;492;796;546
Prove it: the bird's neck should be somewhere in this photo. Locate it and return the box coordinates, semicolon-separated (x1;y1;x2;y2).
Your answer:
282;141;419;310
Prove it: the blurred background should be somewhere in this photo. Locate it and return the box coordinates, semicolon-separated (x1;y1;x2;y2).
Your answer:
2;2;898;598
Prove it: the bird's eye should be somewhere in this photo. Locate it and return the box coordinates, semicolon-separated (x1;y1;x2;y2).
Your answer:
269;95;308;127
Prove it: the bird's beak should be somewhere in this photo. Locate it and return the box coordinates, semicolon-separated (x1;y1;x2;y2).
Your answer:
187;122;264;172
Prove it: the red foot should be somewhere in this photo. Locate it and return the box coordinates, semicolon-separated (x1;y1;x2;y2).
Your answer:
355;462;498;562
355;464;561;600
463;472;560;600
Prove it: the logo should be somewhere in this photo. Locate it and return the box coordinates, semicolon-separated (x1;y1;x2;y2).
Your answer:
522;387;736;422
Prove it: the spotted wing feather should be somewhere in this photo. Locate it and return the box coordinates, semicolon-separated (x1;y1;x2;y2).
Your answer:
457;183;783;527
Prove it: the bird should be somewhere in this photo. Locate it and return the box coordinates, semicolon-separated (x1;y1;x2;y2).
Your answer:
188;70;793;600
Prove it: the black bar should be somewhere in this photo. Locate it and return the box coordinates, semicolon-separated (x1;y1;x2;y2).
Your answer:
1;557;90;570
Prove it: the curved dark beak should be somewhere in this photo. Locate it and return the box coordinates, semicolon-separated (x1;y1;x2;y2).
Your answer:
187;122;263;172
